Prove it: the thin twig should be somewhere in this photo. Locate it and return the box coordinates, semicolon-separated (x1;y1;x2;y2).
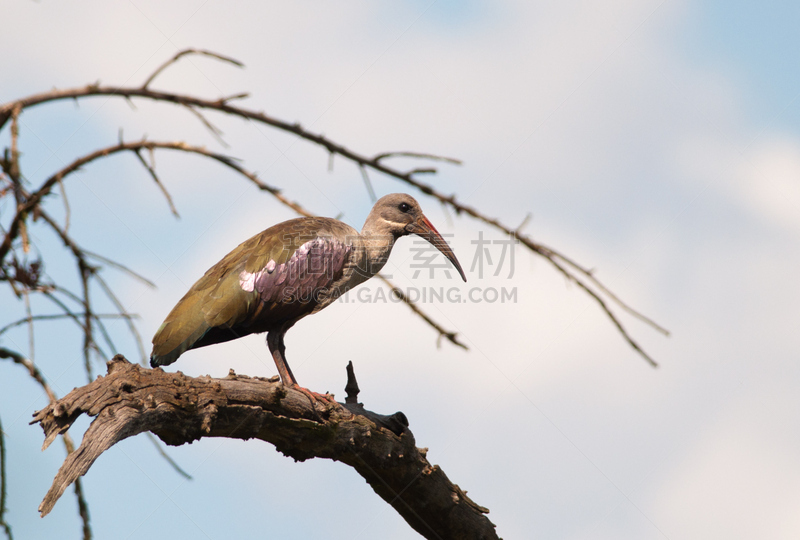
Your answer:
79;260;94;381
376;275;468;350
537;245;670;337
72;476;91;540
217;92;249;105
47;284;86;307
40;290;109;360
0;313;136;337
36;210;119;362
38;206;147;290
123;96;137;111
373;151;462;165
82;249;155;287
542;253;658;367
0;140;269;262
359;165;377;203
516;213;531;234
29;194;192;476
57;432;91;540
132;149;180;217
142;48;244;90
88;307;119;360
23;290;34;361
144;433;193;480
183;105;228;148
33;195;106;380
93;273;147;366
440;201;454;228
0;415;12;540
40;210;116;362
57;176;71;233
0;347;55;401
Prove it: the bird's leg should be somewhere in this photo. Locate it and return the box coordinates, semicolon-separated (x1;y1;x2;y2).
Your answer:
266;331;336;405
267;330;297;386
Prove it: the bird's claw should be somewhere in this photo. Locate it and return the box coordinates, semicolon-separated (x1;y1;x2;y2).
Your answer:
291;385;337;409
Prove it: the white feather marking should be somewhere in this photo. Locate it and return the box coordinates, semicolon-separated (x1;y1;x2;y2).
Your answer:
239;270;256;292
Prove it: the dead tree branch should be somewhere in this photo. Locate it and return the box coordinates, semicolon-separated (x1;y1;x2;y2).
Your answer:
33;356;498;540
141;48;244;90
0;60;667;364
0;135;464;351
0;47;669;540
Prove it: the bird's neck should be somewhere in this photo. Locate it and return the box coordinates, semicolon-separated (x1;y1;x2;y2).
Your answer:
358;221;397;278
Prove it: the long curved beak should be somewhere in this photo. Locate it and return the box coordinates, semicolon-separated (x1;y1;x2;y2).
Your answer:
406;216;467;282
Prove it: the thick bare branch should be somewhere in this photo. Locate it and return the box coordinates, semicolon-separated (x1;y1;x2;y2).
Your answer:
33;356;497;540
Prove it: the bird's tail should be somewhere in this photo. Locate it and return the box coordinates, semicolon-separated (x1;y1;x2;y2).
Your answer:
150;297;212;368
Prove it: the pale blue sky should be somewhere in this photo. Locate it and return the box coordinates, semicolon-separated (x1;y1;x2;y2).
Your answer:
2;2;800;539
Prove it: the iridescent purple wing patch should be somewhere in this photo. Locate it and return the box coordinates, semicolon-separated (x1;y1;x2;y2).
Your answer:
239;237;351;305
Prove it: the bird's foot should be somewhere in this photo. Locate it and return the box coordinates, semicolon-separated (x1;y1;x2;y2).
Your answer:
291;384;337;409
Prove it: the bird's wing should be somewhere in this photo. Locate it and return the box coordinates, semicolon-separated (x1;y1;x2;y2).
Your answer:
240;235;352;305
151;218;354;365
203;217;353;325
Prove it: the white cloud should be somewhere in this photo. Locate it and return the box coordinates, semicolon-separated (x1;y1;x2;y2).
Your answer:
5;1;800;539
657;405;800;539
738;136;800;231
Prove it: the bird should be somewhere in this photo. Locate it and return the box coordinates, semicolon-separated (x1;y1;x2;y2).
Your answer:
150;193;466;391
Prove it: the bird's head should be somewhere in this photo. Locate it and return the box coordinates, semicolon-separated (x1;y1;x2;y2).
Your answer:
365;193;467;282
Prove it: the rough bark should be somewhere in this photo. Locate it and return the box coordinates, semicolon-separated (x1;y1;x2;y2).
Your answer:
32;356;499;540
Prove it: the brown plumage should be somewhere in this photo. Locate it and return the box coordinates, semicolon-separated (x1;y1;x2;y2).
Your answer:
150;193;466;387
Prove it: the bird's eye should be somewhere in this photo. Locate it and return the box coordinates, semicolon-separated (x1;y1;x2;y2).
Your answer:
398;202;411;213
